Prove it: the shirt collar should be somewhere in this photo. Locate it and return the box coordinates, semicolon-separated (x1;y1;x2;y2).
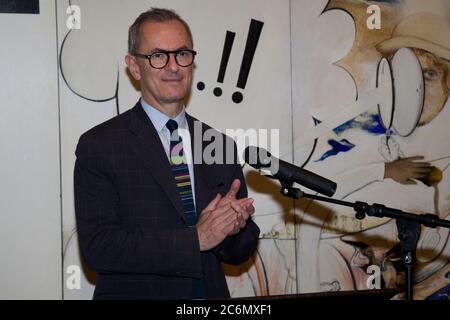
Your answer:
140;97;187;133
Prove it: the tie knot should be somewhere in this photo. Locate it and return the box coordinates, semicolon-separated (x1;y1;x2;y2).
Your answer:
166;119;178;133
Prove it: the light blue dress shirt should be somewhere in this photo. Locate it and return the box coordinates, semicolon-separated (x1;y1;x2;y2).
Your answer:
140;98;196;207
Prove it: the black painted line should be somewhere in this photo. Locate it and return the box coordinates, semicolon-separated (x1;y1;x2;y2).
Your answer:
236;19;264;90
217;31;235;83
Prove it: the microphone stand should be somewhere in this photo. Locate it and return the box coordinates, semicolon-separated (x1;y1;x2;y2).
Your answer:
280;183;450;300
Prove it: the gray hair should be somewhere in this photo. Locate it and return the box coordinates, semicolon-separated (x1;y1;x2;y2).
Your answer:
128;7;193;54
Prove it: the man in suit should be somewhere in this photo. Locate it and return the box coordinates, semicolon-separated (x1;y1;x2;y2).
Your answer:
74;7;260;299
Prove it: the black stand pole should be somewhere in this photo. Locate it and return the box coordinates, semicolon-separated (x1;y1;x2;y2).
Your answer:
280;184;450;300
395;218;420;300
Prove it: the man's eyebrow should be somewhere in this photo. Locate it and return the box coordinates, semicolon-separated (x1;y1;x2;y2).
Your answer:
151;46;191;53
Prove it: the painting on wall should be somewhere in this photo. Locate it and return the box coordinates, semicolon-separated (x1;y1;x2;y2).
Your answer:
291;0;450;300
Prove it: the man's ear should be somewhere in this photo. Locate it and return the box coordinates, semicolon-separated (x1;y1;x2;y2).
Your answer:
125;54;141;81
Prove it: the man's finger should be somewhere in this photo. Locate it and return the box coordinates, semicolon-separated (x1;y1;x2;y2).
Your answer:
212;203;233;215
245;204;255;216
204;193;222;212
211;205;237;222
198;210;211;221
234;197;254;206
223;218;241;235
230;202;247;217
213;208;240;228
237;198;255;215
224;179;241;200
230;198;255;218
237;215;246;228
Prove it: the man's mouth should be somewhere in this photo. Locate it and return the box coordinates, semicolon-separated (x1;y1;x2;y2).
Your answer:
162;77;182;82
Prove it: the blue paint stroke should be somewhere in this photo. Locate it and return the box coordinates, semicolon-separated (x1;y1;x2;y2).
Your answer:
314;113;387;161
333;113;386;136
315;139;355;162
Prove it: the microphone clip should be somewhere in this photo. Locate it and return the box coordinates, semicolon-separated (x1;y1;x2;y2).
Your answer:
280;182;304;200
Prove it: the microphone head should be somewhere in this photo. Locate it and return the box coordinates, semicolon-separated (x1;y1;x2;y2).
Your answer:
243;146;337;197
243;146;272;169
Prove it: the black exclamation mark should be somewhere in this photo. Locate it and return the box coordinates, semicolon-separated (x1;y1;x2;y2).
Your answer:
214;31;235;97
233;19;264;104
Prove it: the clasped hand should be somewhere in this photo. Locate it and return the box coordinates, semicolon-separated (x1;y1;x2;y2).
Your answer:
197;179;255;251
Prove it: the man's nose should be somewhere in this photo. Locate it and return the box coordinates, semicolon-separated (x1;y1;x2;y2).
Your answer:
165;53;179;72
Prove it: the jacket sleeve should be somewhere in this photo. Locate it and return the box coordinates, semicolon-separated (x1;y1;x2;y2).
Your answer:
74;133;202;277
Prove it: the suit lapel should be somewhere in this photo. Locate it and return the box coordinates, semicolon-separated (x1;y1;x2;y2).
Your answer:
128;102;186;224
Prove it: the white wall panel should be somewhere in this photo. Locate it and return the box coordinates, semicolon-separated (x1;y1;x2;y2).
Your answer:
0;0;61;299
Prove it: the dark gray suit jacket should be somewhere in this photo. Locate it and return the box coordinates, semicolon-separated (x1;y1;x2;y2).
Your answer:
74;101;260;299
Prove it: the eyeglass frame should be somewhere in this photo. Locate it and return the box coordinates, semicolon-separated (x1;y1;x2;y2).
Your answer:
133;49;197;69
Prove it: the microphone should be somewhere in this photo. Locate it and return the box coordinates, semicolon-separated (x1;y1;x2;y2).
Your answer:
243;146;337;197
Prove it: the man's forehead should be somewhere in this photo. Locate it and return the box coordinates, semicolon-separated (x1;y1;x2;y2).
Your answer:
140;20;189;37
138;20;192;48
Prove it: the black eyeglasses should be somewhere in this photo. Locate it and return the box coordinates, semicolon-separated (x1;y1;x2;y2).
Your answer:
134;49;197;69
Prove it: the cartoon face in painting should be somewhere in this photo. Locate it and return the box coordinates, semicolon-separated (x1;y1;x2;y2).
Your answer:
376;12;450;127
412;48;450;126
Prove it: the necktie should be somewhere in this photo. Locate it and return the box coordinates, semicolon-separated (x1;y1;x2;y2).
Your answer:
165;119;197;225
166;119;205;299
